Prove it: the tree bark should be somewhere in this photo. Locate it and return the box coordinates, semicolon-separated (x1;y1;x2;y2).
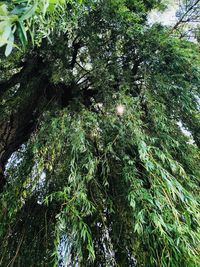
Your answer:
0;55;50;191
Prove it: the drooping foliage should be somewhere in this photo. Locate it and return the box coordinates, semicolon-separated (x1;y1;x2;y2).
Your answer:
0;0;200;267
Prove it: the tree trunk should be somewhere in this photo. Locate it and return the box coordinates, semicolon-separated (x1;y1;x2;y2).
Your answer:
0;55;50;191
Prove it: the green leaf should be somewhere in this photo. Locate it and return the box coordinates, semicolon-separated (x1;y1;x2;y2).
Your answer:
0;4;8;16
17;20;27;47
2;23;12;41
5;31;14;56
20;1;38;21
0;21;12;47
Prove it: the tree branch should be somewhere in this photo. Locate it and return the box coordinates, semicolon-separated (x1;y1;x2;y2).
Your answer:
172;0;200;31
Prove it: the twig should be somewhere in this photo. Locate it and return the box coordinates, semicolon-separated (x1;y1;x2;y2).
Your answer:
171;0;200;31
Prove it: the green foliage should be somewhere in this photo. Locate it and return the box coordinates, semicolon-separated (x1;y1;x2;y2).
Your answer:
0;0;200;266
0;0;87;55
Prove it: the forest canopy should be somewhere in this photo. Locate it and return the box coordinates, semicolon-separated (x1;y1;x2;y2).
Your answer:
0;0;200;266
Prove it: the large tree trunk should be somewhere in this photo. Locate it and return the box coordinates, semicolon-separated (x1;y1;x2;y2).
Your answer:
0;50;83;191
0;55;50;190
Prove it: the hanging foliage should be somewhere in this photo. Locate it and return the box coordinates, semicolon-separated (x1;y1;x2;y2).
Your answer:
0;0;200;266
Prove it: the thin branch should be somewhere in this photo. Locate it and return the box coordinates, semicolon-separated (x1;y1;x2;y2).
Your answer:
6;229;25;267
70;40;82;69
172;0;200;31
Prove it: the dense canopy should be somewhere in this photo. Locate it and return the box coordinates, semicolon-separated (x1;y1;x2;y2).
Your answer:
0;0;200;266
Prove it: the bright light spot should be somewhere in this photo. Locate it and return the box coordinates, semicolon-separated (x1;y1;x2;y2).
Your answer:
116;104;125;116
97;103;103;109
40;171;46;181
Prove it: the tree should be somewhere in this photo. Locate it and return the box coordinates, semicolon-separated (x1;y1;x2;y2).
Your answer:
0;0;200;266
173;0;200;38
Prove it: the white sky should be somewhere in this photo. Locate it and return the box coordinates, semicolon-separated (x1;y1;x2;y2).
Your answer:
148;0;179;26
